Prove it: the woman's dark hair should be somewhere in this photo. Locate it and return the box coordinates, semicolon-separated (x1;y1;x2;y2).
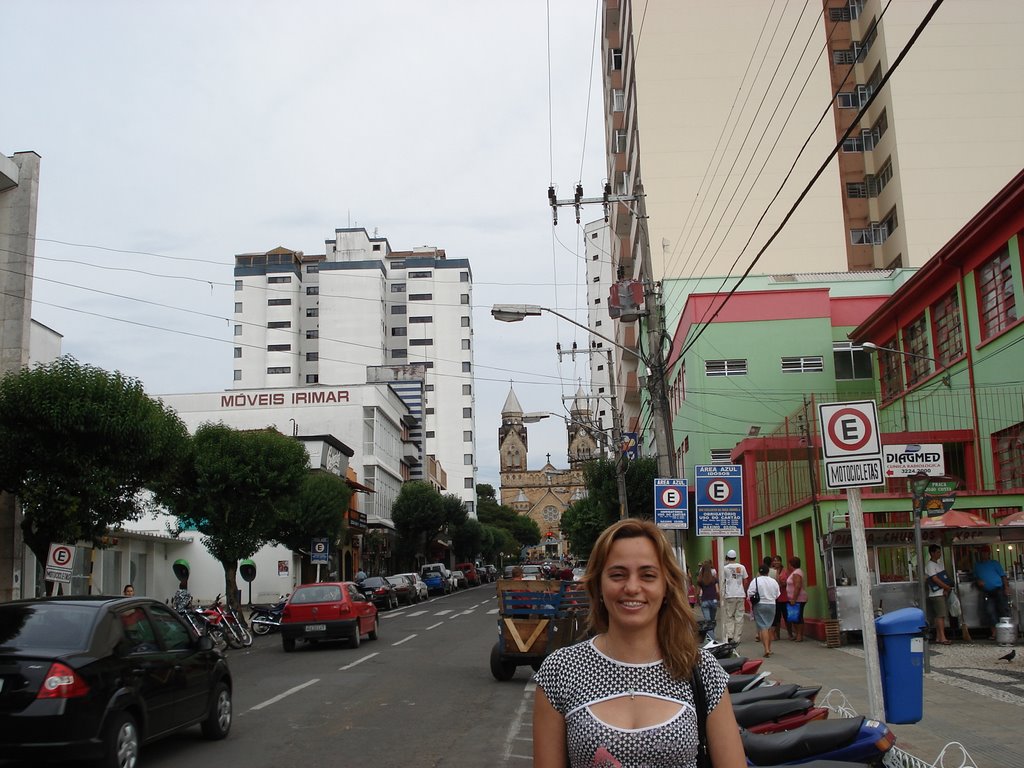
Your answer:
789;556;801;569
758;564;770;576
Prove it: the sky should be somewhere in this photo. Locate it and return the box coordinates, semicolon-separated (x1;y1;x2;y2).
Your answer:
4;1;610;489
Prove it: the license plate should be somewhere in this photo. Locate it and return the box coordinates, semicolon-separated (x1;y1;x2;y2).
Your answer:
305;624;326;632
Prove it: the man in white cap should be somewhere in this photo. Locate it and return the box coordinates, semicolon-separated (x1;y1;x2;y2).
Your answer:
721;549;749;644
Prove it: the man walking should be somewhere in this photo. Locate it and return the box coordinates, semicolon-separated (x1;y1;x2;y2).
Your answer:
974;547;1010;639
721;549;749;644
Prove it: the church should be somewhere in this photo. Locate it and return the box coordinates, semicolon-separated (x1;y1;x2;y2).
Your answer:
497;385;599;560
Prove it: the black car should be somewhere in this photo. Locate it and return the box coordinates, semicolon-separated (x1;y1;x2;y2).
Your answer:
357;576;399;610
0;595;232;768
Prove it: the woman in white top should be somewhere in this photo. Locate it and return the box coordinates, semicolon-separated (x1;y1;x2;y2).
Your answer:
747;563;782;658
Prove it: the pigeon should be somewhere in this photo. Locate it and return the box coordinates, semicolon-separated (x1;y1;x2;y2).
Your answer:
998;649;1016;662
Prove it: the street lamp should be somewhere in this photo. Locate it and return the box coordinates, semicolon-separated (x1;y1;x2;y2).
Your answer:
860;341;951;387
910;471;932;671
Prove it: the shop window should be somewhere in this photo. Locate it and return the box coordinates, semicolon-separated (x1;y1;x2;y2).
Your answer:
976;244;1017;339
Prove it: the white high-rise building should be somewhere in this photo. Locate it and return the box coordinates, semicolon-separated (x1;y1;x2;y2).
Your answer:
233;228;477;515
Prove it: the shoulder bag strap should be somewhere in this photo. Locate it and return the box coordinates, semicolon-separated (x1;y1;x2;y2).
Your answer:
691;662;712;768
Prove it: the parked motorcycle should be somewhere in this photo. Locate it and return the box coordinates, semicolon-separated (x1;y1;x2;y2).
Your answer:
199;594;253;649
249;596;288;636
731;683;822;707
742;716;895;766
718;656;764;675
733;697;830;735
175;603;228;650
726;671;773;694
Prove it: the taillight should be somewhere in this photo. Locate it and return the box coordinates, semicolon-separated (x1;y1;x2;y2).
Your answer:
36;662;90;699
874;728;895;752
374;588;386;595
282;606;291;620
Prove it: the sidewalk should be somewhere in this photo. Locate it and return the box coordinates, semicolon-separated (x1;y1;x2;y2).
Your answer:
732;618;1024;767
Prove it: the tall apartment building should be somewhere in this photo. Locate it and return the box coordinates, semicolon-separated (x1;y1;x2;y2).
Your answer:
233;228;478;514
599;0;1024;434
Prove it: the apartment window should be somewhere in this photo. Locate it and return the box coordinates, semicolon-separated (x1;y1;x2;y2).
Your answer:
902;314;931;384
391;259;405;268
461;316;470;327
846;182;867;199
837;92;857;109
880;207;898;239
234;302;243;313
833;342;873;380
372;243;381;251
391;349;408;359
460;271;469;282
464;454;473;466
391;305;407;315
234;324;243;336
425;431;435;439
306;374;319;384
867;110;888;148
842;136;864;153
461;339;471;350
233;370;242;381
409;270;432;278
233;347;242;359
391;284;406;293
268;321;291;329
709;449;732;465
267;367;291;374
305;329;318;339
409;316;432;323
268;275;291;284
849;0;864;19
306;352;318;362
306;308;318;318
615;171;629;196
234;280;242;291
462;384;472;395
612;88;625;112
993;422;1024;490
595;320;602;327
268;298;291;306
609;48;623;71
976;244;1017;339
829;7;851;21
267;344;291;352
462;362;471;373
932;288;963;365
833;49;855;65
594;297;601;305
878;338;904;400
409;339;432;346
705;359;747;377
306;264;319;274
409;293;432;301
425;408;435;415
425;384;434;392
463;407;472;418
613;129;628;154
781;356;824;373
306;286;318;296
392;327;407;337
856;84;873;108
460;294;470;305
464;478;474;489
867;158;893;197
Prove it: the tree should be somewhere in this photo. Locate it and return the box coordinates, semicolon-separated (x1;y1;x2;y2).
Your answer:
273;470;353;568
476;483;541;551
560;496;615;562
0;356;189;578
391;481;445;564
162;424;309;608
451;518;484;562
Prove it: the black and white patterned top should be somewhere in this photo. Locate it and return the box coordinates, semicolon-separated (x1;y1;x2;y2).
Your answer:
534;639;727;768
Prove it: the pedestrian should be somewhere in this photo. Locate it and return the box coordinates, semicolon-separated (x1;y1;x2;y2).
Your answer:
770;555;788;640
532;518;746;768
697;559;719;630
171;579;192;613
122;584;135;597
721;549;748;645
785;557;809;642
973;547;1010;639
747;563;781;657
925;544;952;644
355;568;367;583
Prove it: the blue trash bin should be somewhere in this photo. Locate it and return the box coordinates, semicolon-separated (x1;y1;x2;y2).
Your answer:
875;606;926;724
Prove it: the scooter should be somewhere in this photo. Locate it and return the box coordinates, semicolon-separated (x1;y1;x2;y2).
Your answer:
731;683;822;706
742;716;896;766
733;697;830;735
726;671;773;694
702;634;738;659
249;595;288;636
718;656;764;675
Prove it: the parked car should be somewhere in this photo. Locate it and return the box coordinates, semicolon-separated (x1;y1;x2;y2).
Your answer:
398;572;428;602
482;564;498;583
386;575;416;605
452;570;469;590
521;565;543;580
357;576;399;610
420;569;449;596
0;595;233;766
454;562;481;587
280;582;378;652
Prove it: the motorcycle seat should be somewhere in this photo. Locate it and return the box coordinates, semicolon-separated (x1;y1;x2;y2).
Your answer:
730;684;800;706
742;717;865;765
732;697;812;728
726;671;771;693
717;656;748;673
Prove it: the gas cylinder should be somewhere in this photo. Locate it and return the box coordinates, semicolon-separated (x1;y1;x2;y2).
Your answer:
995;616;1016;646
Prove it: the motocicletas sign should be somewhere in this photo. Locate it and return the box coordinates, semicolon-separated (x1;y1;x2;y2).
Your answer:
883;444;944;477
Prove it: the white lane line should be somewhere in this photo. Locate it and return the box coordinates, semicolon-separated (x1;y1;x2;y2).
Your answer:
383;612;405;619
488;608;499;614
392;634;418;646
406;610;427;617
339;652;379;671
460;609;475;615
503;682;536;761
426;621;444;630
435;609;452;616
250;678;319;711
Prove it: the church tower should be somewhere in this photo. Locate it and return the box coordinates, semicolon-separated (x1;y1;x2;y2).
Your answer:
567;386;598;468
498;385;528;472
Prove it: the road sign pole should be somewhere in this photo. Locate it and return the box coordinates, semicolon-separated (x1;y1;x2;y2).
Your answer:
716;537;726;642
848;487;884;717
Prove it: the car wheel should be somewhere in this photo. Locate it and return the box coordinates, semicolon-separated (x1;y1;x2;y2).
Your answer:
201;681;232;740
100;710;139;768
351;628;361;649
282;636;296;653
489;642;517;682
391;595;399;610
368;617;379;641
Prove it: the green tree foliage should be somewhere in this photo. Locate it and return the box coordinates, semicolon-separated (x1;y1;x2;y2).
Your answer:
0;356;189;573
476;483;541;550
391;481;445;563
163;424;308;607
273;470;353;559
559;496;614;562
451;517;484;562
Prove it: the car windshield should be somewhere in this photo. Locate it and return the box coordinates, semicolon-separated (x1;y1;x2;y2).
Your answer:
362;577;387;588
0;603;95;650
522;566;542;575
291;585;342;604
386;577;405;587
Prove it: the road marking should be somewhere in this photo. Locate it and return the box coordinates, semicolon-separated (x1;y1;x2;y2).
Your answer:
460;609;475;615
250;678;319;711
382;611;405;619
503;682;535;763
435;609;452;616
488;608;499;615
339;653;378;671
426;621;444;630
392;634;418;646
406;610;428;617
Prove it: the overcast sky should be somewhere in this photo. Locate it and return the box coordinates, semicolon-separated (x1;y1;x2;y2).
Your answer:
5;1;610;488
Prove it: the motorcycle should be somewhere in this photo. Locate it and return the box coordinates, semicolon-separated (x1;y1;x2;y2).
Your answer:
719;656;764;675
742;716;896;766
199;594;253;649
726;671;773;694
702;634;739;659
732;683;823;707
249;596;288;636
733;697;830;735
175;603;228;650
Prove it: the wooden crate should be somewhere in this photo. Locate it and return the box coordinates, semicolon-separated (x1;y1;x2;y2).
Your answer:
825;619;842;648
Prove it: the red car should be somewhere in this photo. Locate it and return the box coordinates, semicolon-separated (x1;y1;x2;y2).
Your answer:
280;582;378;652
454;563;481;587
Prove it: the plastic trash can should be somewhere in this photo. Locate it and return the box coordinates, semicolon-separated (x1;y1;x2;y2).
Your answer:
875;606;926;724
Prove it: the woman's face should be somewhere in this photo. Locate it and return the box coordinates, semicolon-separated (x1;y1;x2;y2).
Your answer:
600;536;666;633
771;556;782;570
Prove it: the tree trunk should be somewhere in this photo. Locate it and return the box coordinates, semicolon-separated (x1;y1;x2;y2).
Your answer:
222;560;239;610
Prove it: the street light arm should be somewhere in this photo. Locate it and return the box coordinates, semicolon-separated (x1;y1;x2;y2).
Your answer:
861;341;951;387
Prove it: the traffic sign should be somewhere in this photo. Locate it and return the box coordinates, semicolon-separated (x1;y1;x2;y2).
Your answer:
818;400;885;489
311;537;330;565
695;465;744;537
654;478;689;529
45;543;75;584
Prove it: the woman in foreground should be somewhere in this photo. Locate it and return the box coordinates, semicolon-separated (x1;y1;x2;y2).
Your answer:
533;518;745;767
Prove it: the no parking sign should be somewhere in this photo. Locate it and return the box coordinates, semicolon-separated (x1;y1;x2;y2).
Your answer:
654;478;689;529
45;543;75;584
695;465;744;537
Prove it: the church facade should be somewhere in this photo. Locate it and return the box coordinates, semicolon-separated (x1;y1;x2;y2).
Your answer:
497;386;598;560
